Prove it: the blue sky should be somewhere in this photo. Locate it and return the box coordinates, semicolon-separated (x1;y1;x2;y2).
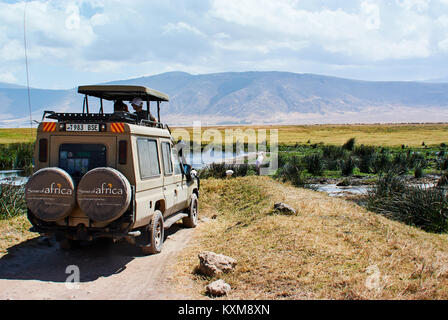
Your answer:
2;0;448;89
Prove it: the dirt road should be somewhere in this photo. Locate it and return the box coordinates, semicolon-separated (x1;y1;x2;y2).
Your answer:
0;225;195;300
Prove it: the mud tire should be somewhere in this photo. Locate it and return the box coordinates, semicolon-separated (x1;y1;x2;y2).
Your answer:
183;193;198;228
141;210;164;255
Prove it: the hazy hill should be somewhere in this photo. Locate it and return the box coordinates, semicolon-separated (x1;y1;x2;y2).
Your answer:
1;71;448;127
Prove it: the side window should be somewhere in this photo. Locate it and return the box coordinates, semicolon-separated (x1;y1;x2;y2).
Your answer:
161;142;173;175
171;148;182;175
137;138;160;179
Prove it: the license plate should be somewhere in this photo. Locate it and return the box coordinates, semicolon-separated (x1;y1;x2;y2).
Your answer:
66;123;99;132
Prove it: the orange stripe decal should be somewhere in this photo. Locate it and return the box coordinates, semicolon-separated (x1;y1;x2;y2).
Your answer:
42;122;56;132
111;123;124;133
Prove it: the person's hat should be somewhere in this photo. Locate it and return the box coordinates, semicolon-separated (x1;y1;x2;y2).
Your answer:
131;97;143;107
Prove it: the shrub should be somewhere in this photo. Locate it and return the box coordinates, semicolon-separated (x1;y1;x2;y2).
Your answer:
353;145;376;157
372;152;392;174
322;145;345;160
358;153;375;174
366;175;448;233
342;138;356;151
340;156;356;176
303;153;324;176
414;166;424;178
0;184;26;219
275;155;307;187
438;157;448;171
199;162;258;179
392;152;410;175
0;143;34;170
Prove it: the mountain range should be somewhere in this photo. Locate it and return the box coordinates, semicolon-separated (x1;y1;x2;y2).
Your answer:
1;71;448;127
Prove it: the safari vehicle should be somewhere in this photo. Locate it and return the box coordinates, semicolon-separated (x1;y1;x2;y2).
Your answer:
25;85;199;254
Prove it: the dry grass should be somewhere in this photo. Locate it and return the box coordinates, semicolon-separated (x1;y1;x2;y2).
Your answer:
2;124;448;146
175;176;448;299
172;123;448;147
0;215;36;258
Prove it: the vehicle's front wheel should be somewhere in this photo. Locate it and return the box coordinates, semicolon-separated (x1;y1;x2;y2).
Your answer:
141;210;164;255
183;193;198;228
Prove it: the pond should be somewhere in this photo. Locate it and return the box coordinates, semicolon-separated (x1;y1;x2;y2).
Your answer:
310;184;370;197
0;170;28;186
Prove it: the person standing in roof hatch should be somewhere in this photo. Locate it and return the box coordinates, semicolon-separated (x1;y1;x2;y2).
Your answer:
131;97;157;123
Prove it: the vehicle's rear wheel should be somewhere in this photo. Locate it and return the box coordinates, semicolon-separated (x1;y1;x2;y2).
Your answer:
183;193;198;228
141;210;164;255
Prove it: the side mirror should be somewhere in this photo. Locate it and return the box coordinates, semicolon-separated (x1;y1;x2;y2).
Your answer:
183;163;191;175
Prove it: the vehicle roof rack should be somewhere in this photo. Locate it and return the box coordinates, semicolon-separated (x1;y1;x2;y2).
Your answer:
77;85;169;102
42;111;170;130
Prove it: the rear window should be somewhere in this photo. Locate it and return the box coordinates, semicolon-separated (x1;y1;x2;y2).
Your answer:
59;144;107;179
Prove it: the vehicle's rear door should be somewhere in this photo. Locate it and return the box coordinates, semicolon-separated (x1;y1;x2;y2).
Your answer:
171;146;188;212
160;139;177;217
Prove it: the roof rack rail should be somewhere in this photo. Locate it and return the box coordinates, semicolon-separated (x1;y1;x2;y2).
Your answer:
42;111;169;129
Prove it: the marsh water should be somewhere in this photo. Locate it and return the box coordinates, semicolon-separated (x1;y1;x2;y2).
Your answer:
0;170;28;186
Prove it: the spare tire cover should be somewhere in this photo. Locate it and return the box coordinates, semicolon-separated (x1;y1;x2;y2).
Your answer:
77;167;131;222
25;167;76;222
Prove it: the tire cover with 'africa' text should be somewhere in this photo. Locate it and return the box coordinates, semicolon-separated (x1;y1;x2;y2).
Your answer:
25;167;76;222
77;167;131;222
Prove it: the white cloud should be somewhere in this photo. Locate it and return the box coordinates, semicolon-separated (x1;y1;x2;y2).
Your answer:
361;1;381;30
0;0;447;88
396;0;430;12
163;22;205;37
0;72;17;84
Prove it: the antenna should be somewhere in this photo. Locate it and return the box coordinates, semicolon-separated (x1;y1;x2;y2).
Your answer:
23;0;33;133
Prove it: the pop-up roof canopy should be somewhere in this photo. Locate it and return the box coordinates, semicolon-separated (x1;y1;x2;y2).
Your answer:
77;85;170;102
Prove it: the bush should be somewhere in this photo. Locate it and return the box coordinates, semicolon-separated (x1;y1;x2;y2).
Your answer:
322;145;346;160
358;153;375;174
414;166;424;178
303;153;324;176
438;157;448;171
0;184;26;219
199;163;257;179
392;152;410;175
366;175;448;233
340;156;356;176
353;145;376;157
275;155;307;187
372;152;392;174
342;138;356;151
0;143;34;170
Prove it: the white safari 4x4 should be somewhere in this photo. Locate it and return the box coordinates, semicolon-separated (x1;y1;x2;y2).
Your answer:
25;85;199;254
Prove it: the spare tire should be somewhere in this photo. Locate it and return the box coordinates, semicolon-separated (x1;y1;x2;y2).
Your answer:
25;167;76;222
77;167;131;222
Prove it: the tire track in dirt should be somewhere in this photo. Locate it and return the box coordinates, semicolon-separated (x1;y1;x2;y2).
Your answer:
0;225;195;300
